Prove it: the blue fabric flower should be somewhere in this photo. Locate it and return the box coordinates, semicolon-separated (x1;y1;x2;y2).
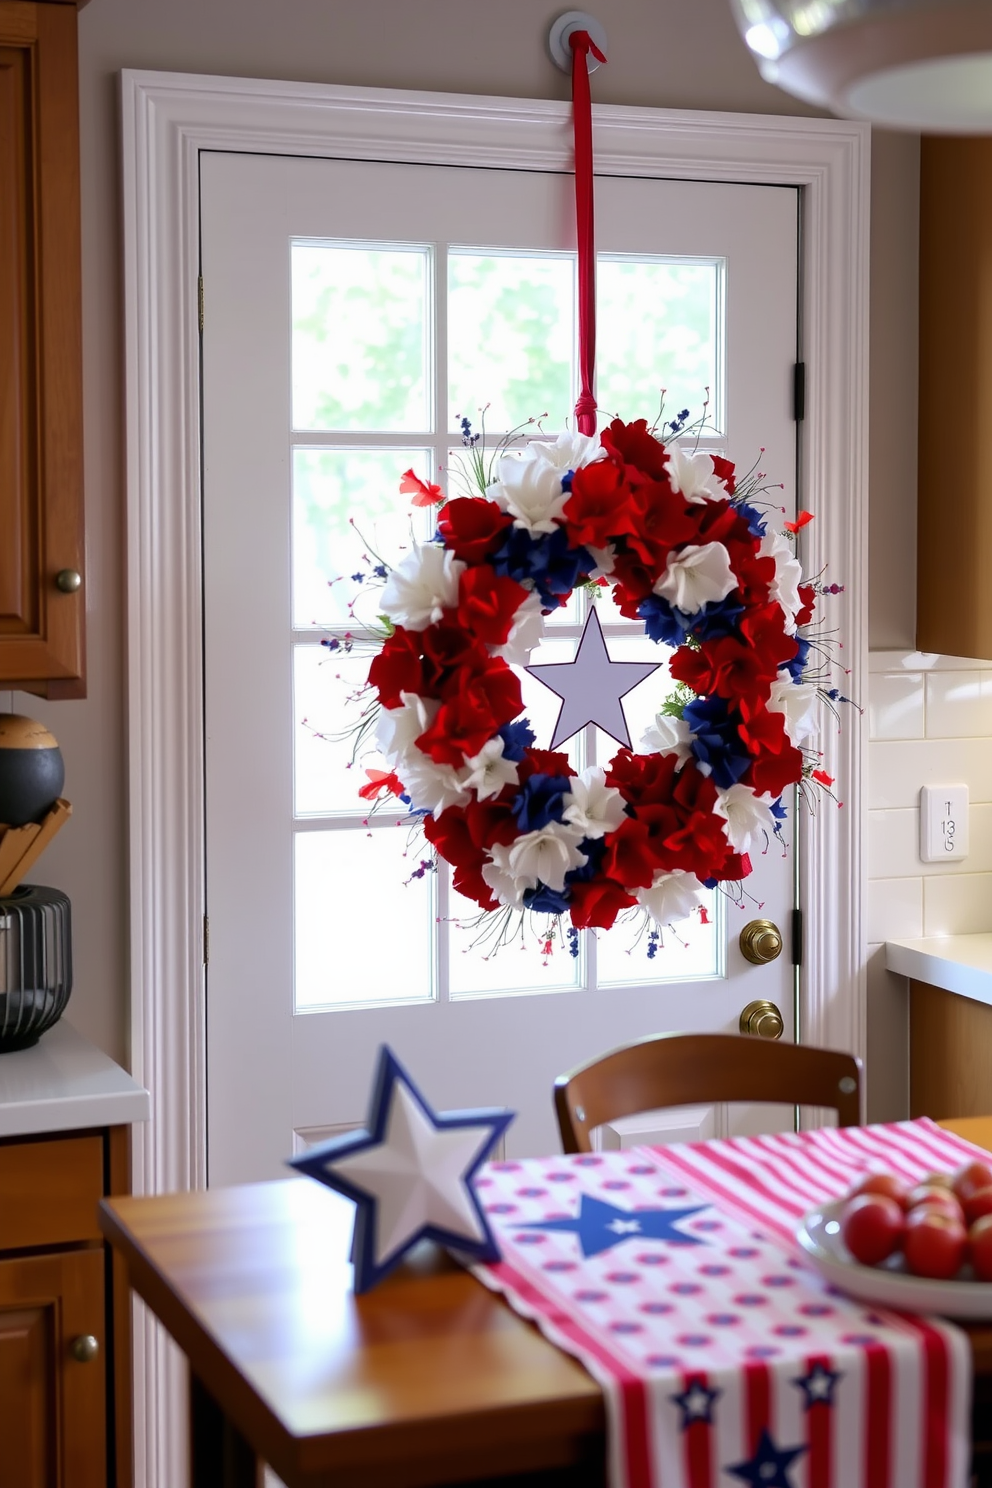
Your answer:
782;637;811;682
734;500;767;538
565;837;608;884
638;594;745;648
523;883;572;914
770;796;788;821
491;525;594;610
683;696;751;790
498;719;536;761
512;773;570;832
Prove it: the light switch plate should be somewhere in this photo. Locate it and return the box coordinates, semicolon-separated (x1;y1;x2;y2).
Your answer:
919;784;969;862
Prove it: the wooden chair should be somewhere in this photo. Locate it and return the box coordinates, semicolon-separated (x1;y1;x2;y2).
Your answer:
554;1032;862;1153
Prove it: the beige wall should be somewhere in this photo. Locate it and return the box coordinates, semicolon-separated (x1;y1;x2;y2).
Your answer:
16;0;920;1069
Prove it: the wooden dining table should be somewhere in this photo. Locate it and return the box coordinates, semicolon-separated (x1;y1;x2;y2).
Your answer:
98;1116;992;1488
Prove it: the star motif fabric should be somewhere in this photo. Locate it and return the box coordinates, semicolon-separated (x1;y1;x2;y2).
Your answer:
518;1193;707;1258
289;1046;513;1292
525;606;661;749
670;1378;722;1429
792;1361;842;1409
725;1427;806;1487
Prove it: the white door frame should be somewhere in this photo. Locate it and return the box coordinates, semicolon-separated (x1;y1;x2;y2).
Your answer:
121;69;868;1488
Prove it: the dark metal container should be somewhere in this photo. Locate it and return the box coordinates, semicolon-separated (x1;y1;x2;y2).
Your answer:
0;884;72;1052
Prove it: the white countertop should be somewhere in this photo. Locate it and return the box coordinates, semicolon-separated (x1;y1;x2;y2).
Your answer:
885;934;992;1007
0;1019;149;1138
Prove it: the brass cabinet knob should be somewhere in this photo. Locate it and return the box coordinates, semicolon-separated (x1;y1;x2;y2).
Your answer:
70;1334;99;1363
739;918;784;965
740;999;785;1040
55;569;82;594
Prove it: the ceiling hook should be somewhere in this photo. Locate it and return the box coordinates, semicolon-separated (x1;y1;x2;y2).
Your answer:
548;12;608;73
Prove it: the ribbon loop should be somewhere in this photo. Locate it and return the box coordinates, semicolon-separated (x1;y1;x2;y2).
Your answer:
568;29;606;437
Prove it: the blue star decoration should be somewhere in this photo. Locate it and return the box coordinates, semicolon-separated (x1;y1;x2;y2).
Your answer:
518;1193;707;1258
671;1379;722;1429
525;606;661;750
725;1428;806;1487
792;1361;842;1409
288;1046;514;1293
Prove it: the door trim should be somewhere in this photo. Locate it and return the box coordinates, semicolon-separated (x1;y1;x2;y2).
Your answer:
121;69;868;1488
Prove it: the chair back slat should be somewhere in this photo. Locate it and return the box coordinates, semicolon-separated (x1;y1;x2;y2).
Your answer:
554;1033;862;1153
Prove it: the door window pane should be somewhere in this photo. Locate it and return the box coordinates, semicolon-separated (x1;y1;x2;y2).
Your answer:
292;243;430;431
295;829;434;1010
448;252;574;434
596;893;722;983
294;646;386;817
293;447;432;628
448;880;582;998
596;258;721;433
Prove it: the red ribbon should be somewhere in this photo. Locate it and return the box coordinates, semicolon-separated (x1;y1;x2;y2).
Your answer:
569;29;607;437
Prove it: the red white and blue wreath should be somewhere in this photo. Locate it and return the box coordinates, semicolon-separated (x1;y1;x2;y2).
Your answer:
334;410;847;946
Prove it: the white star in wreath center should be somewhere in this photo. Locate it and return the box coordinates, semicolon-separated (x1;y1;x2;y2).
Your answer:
525;607;661;751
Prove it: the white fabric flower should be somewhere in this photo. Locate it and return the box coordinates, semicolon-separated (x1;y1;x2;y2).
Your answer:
376;691;439;764
639;712;693;765
714;784;778;853
634;869;703;926
587;543;617;579
767;676;819;745
488;449;569;534
399;751;471;815
483;822;587;898
461;737;519;802
528;430;605;472
665;447;730;503
479;849;531;909
492;591;545;666
561;767;628;839
759;531;803;635
653;542;737;614
380;544;465;631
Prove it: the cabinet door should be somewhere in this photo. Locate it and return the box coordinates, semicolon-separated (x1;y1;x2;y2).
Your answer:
0;1249;106;1488
0;1;84;696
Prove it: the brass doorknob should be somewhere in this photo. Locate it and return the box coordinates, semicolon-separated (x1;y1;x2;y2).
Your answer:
740;999;785;1040
70;1334;99;1363
55;569;82;593
739;918;784;965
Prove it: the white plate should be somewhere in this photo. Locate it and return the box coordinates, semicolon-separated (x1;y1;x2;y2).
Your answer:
797;1199;992;1319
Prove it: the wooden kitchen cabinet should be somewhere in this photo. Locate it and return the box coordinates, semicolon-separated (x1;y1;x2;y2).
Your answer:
917;136;992;661
909;978;992;1120
0;0;85;696
0;1127;132;1488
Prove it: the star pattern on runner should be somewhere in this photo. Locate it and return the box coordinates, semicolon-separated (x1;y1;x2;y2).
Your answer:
725;1427;807;1488
517;1193;707;1258
670;1379;722;1429
792;1360;842;1409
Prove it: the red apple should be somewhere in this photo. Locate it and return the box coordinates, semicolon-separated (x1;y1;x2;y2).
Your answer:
964;1186;992;1225
952;1160;992;1206
848;1172;910;1210
903;1207;967;1279
970;1214;992;1281
840;1193;906;1266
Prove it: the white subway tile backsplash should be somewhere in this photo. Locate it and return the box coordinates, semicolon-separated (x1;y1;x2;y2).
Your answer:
868;738;992;809
922;872;992;935
925;670;992;738
868;801;992;878
867;671;924;741
867;876;923;943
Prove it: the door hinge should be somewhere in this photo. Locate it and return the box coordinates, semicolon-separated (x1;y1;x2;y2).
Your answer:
793;362;806;423
197;275;204;335
790;908;803;968
203;913;209;965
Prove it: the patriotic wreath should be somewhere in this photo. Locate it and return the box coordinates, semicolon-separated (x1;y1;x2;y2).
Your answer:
344;412;841;941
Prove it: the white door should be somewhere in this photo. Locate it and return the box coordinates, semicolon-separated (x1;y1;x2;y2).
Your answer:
201;152;800;1181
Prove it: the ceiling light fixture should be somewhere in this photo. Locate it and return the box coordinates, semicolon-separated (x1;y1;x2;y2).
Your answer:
727;0;992;131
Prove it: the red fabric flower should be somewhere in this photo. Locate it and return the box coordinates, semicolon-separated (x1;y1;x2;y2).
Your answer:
602;818;665;889
600;418;669;480
711;454;736;495
437;498;512;565
456;566;529;646
368;628;426;708
519;748;577;781
568;876;637;929
739;702;804;797
562;459;634;549
421;623;489;693
670;635;779;704
795;583;816;628
417;663;523;765
357;769;405;801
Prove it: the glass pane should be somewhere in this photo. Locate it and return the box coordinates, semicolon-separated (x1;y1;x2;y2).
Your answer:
448;253;574;434
293;448;432;628
448;879;583;999
292;243;430;431
294;646;388;816
294;828;434;1010
592;634;674;768
596;258;721;434
596;891;721;984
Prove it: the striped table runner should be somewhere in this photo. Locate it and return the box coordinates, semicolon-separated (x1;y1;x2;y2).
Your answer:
475;1118;980;1488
